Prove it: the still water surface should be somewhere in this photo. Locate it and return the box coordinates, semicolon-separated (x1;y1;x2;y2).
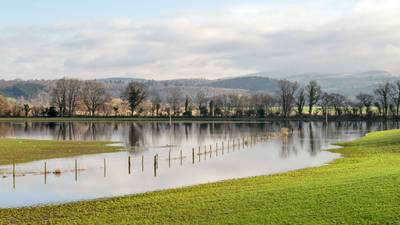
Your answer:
0;121;396;208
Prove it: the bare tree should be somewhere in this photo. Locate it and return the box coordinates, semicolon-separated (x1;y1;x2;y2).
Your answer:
277;80;298;117
167;88;183;116
330;93;347;116
9;100;23;117
52;79;67;116
320;92;333;117
209;99;215;117
229;93;241;116
31;92;50;117
221;94;232;116
65;79;81;116
295;87;306;115
251;93;273;117
0;95;10;116
306;81;322;115
374;102;382;116
391;81;400;118
196;90;207;116
183;95;193;116
51;78;81;116
150;91;162;116
262;94;274;116
23;104;31;117
81;81;109;116
374;82;394;118
356;93;374;116
212;95;224;116
122;82;147;116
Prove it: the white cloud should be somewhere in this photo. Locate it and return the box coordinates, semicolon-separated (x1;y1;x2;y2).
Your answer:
1;0;400;80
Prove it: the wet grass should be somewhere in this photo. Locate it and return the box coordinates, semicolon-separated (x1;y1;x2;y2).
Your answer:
0;139;120;166
1;130;400;224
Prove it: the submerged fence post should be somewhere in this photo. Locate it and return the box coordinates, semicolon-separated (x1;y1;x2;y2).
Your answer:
44;162;47;184
142;155;144;172
180;150;183;166
156;154;159;170
198;146;201;162
192;148;195;164
216;143;218;156
153;155;157;177
169;151;171;168
204;145;207;160
13;162;16;189
209;145;212;158
128;156;131;175
75;159;78;182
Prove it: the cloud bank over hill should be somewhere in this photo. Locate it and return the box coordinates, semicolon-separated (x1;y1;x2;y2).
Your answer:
0;0;400;80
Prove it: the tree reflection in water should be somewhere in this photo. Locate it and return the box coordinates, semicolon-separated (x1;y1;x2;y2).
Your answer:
0;121;399;160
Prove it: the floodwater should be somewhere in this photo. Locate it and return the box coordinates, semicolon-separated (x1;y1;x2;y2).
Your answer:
0;121;397;208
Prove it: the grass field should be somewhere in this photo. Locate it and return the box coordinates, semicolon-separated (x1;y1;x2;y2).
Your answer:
0;139;119;166
0;129;399;224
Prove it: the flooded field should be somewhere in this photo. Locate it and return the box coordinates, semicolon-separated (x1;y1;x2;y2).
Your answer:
0;121;396;208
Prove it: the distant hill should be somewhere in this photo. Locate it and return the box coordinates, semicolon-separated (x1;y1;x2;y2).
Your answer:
252;70;400;96
204;76;280;94
1;70;399;100
0;81;47;99
97;77;146;84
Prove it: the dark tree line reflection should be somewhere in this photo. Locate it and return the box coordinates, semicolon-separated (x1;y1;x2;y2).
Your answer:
0;121;399;158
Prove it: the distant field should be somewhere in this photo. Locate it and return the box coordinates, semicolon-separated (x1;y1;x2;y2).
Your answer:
0;129;399;224
0;139;119;166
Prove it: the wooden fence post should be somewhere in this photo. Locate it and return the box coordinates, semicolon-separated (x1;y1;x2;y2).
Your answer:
192;148;195;164
13;162;16;189
198;146;201;162
128;156;131;175
75;159;78;182
44;162;47;184
180;150;183;166
169;151;171;168
153;155;157;177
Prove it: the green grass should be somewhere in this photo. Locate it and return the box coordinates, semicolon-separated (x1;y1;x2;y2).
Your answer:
0;139;119;166
1;130;400;224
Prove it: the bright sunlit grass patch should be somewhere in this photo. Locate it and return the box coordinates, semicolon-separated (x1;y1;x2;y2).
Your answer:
0;130;400;224
0;139;119;165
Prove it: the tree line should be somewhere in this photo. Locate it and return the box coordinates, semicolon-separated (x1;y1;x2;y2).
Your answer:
1;78;400;120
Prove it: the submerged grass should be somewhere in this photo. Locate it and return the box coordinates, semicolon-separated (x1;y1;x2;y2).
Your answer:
0;139;119;166
1;130;400;224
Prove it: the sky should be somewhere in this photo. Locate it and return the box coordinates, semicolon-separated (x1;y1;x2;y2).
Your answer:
0;0;399;80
